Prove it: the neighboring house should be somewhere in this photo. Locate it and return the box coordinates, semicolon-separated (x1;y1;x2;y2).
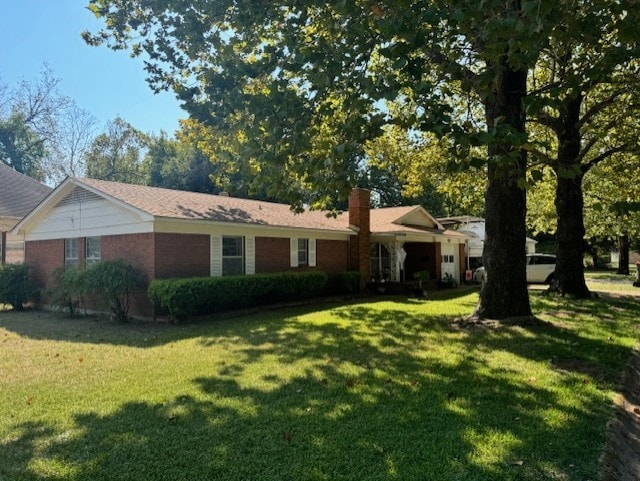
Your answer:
12;177;467;317
438;216;537;270
0;163;52;264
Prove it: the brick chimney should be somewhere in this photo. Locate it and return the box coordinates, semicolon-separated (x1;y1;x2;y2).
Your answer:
348;188;371;290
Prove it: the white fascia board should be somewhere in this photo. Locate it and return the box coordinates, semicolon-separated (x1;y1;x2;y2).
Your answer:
152;217;353;241
23;221;155;242
371;231;468;245
394;206;445;230
12;177;76;235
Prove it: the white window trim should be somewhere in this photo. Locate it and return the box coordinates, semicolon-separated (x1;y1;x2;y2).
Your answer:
222;235;245;276
291;237;316;267
308;238;316;267
290;238;298;267
245;236;255;275
210;235;222;276
65;238;79;267
85;237;101;266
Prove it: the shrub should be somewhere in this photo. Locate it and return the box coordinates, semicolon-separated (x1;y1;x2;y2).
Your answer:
49;266;88;316
148;271;328;320
0;263;36;310
84;260;146;321
324;271;361;296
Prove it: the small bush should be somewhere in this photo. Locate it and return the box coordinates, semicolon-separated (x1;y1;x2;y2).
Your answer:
323;271;361;296
49;266;88;316
148;271;328;320
0;263;36;310
84;260;146;321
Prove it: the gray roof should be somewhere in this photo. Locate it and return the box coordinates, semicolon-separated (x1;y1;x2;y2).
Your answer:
0;163;52;220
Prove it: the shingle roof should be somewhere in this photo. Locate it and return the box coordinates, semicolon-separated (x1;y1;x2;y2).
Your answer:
371;205;467;238
370;206;418;232
77;178;353;233
0;163;52;220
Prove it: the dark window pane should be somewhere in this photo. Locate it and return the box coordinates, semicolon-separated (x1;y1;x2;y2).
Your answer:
223;258;244;276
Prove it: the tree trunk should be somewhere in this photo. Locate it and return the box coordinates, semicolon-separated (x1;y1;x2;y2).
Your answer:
589;246;600;269
551;94;591;298
473;65;531;320
617;234;630;275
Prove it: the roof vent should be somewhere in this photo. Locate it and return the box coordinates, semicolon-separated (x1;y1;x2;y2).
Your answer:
219;191;230;197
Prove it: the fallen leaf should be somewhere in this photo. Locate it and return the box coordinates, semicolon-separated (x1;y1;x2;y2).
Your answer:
25;397;33;405
78;357;84;363
371;3;385;17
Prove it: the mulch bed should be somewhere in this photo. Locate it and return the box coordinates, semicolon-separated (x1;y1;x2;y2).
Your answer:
601;346;640;481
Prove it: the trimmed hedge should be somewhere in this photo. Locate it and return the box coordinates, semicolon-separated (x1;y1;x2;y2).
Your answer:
148;271;329;320
325;271;361;296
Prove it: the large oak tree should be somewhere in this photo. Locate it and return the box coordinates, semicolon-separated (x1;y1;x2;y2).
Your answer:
527;4;640;297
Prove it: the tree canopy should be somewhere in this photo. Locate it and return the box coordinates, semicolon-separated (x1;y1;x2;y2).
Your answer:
83;0;640;319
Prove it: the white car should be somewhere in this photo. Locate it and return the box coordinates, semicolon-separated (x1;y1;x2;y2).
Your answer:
473;254;556;284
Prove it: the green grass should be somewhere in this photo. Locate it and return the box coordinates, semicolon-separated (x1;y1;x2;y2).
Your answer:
1;287;639;481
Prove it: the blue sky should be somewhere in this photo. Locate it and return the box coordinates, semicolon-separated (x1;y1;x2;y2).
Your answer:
0;0;185;135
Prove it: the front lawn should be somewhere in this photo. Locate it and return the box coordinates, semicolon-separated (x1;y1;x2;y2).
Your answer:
1;288;638;480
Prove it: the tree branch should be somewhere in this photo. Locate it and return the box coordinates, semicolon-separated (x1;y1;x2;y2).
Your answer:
581;142;635;173
579;90;622;129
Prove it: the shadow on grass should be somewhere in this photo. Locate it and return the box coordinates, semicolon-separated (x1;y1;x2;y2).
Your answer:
3;294;637;480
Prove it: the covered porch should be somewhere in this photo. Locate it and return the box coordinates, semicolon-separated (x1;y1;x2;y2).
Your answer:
369;235;465;285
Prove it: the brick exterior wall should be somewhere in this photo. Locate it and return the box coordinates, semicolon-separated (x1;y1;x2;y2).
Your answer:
255;237;290;273
348;188;371;289
459;244;467;282
102;233;155;279
316;239;349;275
154;233;210;279
255;237;349;275
25;239;64;290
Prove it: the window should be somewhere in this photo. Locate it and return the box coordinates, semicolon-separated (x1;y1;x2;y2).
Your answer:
370;243;390;280
86;237;101;266
298;238;309;265
65;238;79;267
222;236;244;275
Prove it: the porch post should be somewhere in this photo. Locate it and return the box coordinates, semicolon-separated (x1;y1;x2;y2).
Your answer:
387;242;398;281
390;240;405;282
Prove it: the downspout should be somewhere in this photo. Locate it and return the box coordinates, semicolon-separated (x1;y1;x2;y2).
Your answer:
1;231;6;265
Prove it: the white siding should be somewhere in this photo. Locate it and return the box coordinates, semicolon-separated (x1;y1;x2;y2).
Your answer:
245;236;255;274
441;244;457;280
25;198;151;241
309;238;317;267
210;235;222;276
290;238;298;267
